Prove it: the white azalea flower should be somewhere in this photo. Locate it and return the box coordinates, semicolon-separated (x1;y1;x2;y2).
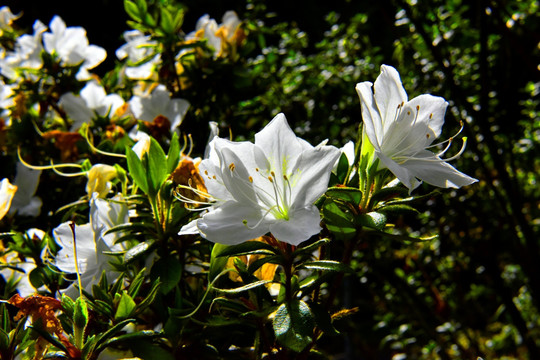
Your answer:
9;162;42;217
131;131;151;159
0;79;15;119
0;6;19;31
0;229;45;297
53;193;128;298
179;113;340;246
356;65;478;192
0;20;46;79
59;81;125;130
42;16;106;80
116;29;160;80
0;178;17;220
187;11;242;58
129;84;190;130
85;164;118;198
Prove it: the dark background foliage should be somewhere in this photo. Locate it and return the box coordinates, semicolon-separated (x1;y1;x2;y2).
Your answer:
3;0;539;358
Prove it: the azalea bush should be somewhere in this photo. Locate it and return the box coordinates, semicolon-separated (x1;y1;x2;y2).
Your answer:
0;0;538;359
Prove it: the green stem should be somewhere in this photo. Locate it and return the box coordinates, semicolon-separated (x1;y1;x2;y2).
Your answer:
150;195;164;238
284;244;294;302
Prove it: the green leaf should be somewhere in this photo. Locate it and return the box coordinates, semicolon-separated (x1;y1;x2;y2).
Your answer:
115;291;137;321
295;238;331;256
61;294;75;318
124;239;156;264
0;328;9;352
211;297;251;313
213;280;271;294
28;325;68;353
126;147;148;194
124;0;140;21
74;297;89;349
104;222;154;236
92;319;136;354
310;302;340;336
357;211;387;230
247;255;283;274
135;280;161;314
377;204;419;216
127;268;147;298
150;255;182;294
326;187;363;206
335;152;350;184
298;260;353;273
28;268;45;289
369;186;409;203
273;300;314;352
147;137;168;196
171;8;184;31
143;13;156;27
166;132;180;173
216;240;279;258
160;8;174;34
208;244;230;282
322;200;356;240
125;338;174;360
134;0;147;15
90;299;113;318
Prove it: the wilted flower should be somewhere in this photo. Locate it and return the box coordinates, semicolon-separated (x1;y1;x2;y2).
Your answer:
356;65;478;192
179;113;340;246
59;80;125;131
41;130;84;162
53;193;128;298
129;84;190;131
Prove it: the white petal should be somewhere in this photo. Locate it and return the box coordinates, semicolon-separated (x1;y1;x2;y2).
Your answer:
59;92;93;130
401;150;478;189
82;44;106;69
217;145;259;205
101;94;125;117
178;219;200;235
90;194;128;249
355;81;383;150
254;113;304;176
53;223;96;274
10;162;41;214
80;81;106;109
373;65;408;135
197;201;267;244
269;205;322;246
407;94;447;140
290;144;341;207
376;151;422;192
0;178;17;220
167;98;190;129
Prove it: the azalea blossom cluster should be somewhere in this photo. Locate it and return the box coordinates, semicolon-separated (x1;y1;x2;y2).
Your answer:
0;4;479;358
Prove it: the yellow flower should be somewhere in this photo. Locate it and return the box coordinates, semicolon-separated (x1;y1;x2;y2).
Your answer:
0;178;17;220
86;164;117;198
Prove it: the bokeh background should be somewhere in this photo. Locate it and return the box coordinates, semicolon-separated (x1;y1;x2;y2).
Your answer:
2;0;539;358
